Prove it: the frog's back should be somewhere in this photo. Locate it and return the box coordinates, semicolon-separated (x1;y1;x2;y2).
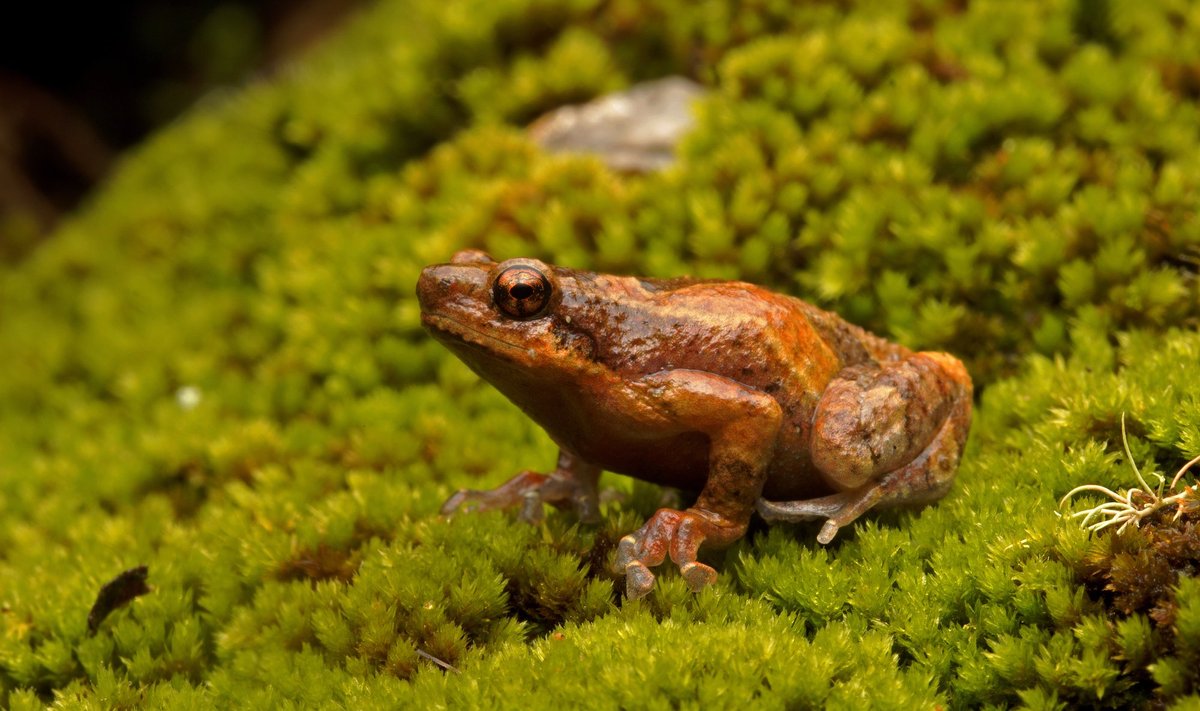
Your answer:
561;272;911;498
570;273;904;382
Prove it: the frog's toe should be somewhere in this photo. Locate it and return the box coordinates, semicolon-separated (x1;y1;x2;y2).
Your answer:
755;495;842;522
519;490;546;524
440;471;550;517
441;469;605;524
615;535;657;598
624;561;657;600
440;487;508;516
440;490;465;515
612;508;743;598
680;561;717;593
614;534;639;571
817;520;841;545
755;490;879;544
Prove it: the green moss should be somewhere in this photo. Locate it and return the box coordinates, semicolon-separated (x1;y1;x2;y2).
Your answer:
2;0;1200;707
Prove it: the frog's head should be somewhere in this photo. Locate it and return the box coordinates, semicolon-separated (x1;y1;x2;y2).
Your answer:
417;250;598;383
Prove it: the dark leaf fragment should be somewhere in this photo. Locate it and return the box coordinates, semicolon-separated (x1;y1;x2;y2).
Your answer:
87;565;150;635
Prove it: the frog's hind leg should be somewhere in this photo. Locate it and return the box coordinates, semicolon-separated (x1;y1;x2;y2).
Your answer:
441;449;601;524
757;352;972;544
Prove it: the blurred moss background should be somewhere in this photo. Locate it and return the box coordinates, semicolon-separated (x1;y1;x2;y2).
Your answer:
2;0;1200;707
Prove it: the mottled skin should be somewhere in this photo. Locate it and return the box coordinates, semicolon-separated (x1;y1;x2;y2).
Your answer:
417;250;973;598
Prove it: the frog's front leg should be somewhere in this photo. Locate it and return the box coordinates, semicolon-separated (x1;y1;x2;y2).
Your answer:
612;370;782;599
757;352;972;543
441;449;601;524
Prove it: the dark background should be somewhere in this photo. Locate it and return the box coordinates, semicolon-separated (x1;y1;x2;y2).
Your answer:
0;0;361;259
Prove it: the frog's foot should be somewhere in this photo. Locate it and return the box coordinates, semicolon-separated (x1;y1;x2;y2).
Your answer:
613;508;745;599
756;489;883;545
441;470;600;524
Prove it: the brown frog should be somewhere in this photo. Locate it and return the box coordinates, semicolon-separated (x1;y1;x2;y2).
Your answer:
417;250;973;598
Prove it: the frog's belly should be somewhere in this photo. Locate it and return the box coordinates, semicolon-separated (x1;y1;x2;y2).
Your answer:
562;427;838;501
568;430;710;490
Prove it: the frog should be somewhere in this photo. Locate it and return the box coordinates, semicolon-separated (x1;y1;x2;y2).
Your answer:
417;250;973;599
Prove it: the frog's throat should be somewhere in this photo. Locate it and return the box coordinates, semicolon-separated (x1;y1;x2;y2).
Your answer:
422;313;529;358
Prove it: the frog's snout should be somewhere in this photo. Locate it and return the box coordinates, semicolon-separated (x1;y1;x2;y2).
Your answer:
416;264;453;310
416;262;490;320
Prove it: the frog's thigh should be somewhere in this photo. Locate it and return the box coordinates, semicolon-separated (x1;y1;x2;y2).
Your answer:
636;369;782;523
810;352;971;492
759;352;971;544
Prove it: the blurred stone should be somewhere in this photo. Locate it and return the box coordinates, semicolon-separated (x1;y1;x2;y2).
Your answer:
528;76;706;172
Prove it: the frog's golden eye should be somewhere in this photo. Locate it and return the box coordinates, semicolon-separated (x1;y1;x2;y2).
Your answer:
493;266;552;318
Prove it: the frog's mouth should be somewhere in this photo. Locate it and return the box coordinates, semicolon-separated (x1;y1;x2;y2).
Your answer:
422;313;532;360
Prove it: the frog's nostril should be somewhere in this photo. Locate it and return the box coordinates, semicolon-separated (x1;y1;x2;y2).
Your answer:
418;262;490;309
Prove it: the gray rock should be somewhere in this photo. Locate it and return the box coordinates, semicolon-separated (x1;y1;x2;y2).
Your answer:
528;76;706;172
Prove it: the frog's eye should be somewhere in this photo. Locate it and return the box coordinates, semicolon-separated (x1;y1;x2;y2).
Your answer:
493;266;552;318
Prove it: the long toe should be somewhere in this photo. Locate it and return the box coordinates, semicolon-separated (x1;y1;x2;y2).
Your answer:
441;489;476;515
758;496;847;522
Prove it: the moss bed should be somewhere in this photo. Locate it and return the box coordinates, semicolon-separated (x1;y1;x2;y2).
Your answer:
3;0;1200;707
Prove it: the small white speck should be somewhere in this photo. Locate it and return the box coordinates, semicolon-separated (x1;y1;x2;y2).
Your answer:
176;385;202;410
565;315;572;324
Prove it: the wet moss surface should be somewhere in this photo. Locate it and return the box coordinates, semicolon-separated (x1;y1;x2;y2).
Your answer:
2;0;1200;707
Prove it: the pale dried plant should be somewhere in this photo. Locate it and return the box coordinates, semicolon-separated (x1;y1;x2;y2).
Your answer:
1060;414;1200;534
